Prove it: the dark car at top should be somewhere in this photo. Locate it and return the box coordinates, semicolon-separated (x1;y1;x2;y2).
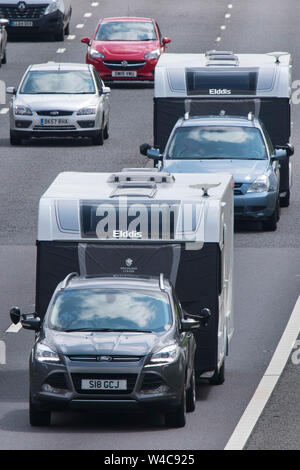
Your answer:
81;17;171;82
0;0;72;41
10;274;202;428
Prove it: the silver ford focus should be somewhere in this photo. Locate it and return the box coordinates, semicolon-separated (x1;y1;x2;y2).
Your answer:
7;62;110;145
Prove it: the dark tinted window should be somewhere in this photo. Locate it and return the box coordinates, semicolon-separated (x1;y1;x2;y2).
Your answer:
167;126;268;160
49;289;172;333
96;21;157;41
186;68;258;95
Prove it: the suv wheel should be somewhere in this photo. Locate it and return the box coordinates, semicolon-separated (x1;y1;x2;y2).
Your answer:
280;190;290;208
165;388;186;428
186;368;196;412
103;122;109;140
262;200;279;231
209;360;225;385
29;395;51;426
2;50;6;64
55;26;65;42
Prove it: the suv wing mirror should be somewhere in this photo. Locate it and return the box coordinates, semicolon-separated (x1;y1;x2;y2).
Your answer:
81;37;91;45
275;144;294;157
147;148;162;161
22;315;41;332
10;307;21;325
6;87;16;95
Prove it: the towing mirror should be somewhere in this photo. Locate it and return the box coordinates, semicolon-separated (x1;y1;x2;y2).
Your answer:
0;19;9;27
147;148;162;161
140;143;152;156
181;318;200;332
21;315;41;332
81;36;91;45
102;86;111;95
275;144;294;157
10;307;21;325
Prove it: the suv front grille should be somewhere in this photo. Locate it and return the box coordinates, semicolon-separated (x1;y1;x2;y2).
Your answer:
71;373;138;394
0;5;48;20
68;355;141;362
103;60;146;71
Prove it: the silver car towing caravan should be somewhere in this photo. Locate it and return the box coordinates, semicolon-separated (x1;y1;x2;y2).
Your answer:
36;169;234;383
153;51;294;206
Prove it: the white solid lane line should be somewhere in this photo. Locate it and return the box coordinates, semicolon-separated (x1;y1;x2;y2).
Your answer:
6;323;22;333
225;296;300;450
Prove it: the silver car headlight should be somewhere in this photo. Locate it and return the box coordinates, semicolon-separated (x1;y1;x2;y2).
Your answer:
89;48;105;59
149;344;180;365
14;105;33;116
44;0;60;15
77;107;97;116
35;343;61;363
144;49;161;60
247;174;270;193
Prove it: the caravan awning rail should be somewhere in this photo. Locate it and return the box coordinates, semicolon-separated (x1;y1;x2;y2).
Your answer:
107;171;175;184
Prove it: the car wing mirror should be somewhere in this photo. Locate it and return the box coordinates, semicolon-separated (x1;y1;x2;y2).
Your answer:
147;148;162;161
6;87;16;95
21;315;41;332
199;308;211;327
275;144;294;157
181;318;200;332
81;36;91;45
102;86;111;95
162;37;171;45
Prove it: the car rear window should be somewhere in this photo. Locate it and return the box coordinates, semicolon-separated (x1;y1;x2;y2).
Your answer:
96;21;157;41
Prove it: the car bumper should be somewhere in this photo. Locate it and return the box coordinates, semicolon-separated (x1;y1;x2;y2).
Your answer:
30;360;184;413
11;113;101;139
87;56;157;82
6;11;64;35
234;191;278;220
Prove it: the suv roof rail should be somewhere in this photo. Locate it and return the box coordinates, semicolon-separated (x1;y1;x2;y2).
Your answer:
159;273;165;291
107;171;175;184
61;272;79;290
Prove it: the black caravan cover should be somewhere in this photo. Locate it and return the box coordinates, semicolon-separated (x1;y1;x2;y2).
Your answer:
153;97;291;151
36;241;221;372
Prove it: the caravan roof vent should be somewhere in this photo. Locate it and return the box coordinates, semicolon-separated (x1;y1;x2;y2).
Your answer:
107;171;175;184
205;50;239;66
110;181;158;198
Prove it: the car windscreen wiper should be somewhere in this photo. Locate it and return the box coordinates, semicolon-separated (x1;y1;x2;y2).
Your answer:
64;328;153;333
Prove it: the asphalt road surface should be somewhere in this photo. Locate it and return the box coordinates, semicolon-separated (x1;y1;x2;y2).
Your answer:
0;0;299;450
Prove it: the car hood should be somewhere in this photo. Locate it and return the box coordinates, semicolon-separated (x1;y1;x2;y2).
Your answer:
92;40;159;58
15;94;98;111
163;159;269;183
49;330;163;357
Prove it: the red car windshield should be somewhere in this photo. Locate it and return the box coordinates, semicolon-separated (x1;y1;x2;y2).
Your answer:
96;21;157;41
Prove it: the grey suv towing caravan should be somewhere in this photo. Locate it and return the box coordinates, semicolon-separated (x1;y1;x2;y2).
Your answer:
152;51;294;207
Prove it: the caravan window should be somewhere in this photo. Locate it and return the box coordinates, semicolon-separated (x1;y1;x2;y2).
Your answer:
48;289;173;333
186;68;258;95
167;126;268;160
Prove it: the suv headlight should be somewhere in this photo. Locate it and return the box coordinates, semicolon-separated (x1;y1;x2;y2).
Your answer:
14;105;33;116
144;49;160;60
89;48;105;59
149;344;180;365
77;107;97;115
35;343;61;363
45;0;60;15
247;174;270;193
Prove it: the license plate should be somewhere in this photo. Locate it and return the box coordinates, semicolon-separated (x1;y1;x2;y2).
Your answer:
10;21;33;27
81;379;127;391
41;118;69;126
112;71;137;78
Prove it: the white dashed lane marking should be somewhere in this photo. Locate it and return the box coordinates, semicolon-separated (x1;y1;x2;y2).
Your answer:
56;48;66;53
76;24;85;29
67;34;76;40
6;323;22;333
91;2;99;6
84;13;92;18
0;108;9;114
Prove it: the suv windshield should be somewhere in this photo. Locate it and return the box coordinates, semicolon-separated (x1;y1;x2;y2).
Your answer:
20;70;95;94
167;126;268;160
49;288;172;333
96;21;157;41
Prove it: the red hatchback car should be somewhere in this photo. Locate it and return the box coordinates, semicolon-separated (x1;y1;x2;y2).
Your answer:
81;17;171;82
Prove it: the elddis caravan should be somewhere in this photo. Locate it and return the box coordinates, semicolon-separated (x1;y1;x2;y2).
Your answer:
36;169;234;383
153;51;293;206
